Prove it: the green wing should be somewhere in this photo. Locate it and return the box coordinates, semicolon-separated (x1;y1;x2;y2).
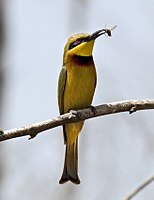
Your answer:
58;66;67;143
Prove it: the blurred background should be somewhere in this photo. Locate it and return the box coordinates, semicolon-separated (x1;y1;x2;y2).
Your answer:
0;0;154;199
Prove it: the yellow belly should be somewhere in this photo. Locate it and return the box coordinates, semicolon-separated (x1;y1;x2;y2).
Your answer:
64;65;96;144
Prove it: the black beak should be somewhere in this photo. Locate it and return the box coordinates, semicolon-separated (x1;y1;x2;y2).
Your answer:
86;25;117;42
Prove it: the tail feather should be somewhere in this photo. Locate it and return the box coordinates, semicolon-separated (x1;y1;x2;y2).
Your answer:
59;139;80;184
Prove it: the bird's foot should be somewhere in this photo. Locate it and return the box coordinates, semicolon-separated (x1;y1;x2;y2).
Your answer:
89;105;97;116
69;110;78;119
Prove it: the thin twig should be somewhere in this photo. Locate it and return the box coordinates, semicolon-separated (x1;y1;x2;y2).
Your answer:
0;99;154;142
124;175;154;200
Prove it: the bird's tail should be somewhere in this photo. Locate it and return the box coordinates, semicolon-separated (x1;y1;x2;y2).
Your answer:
59;139;80;184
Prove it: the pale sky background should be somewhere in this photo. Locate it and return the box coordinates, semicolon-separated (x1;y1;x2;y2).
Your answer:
1;0;154;199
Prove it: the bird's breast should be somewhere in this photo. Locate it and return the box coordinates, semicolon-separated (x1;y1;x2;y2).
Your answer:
64;59;97;113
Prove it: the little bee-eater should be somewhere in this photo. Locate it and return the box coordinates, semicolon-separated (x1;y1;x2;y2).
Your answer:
58;27;114;184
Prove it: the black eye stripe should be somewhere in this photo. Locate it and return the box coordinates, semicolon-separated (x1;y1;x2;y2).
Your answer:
69;38;87;50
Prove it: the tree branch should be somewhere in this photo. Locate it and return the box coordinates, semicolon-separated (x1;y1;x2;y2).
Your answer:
124;174;154;200
0;99;154;142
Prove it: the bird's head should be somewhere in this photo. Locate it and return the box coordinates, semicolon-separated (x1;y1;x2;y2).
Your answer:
63;27;115;64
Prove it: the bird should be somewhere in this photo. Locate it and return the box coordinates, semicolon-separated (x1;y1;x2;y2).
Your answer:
58;27;114;184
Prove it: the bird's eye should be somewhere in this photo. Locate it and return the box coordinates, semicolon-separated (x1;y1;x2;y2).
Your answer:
75;39;81;45
69;39;80;50
69;38;86;50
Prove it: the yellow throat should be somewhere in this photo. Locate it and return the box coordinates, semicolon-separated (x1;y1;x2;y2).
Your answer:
68;40;95;57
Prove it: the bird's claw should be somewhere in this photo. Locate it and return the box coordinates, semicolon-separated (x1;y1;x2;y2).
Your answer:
89;105;97;116
69;110;78;119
